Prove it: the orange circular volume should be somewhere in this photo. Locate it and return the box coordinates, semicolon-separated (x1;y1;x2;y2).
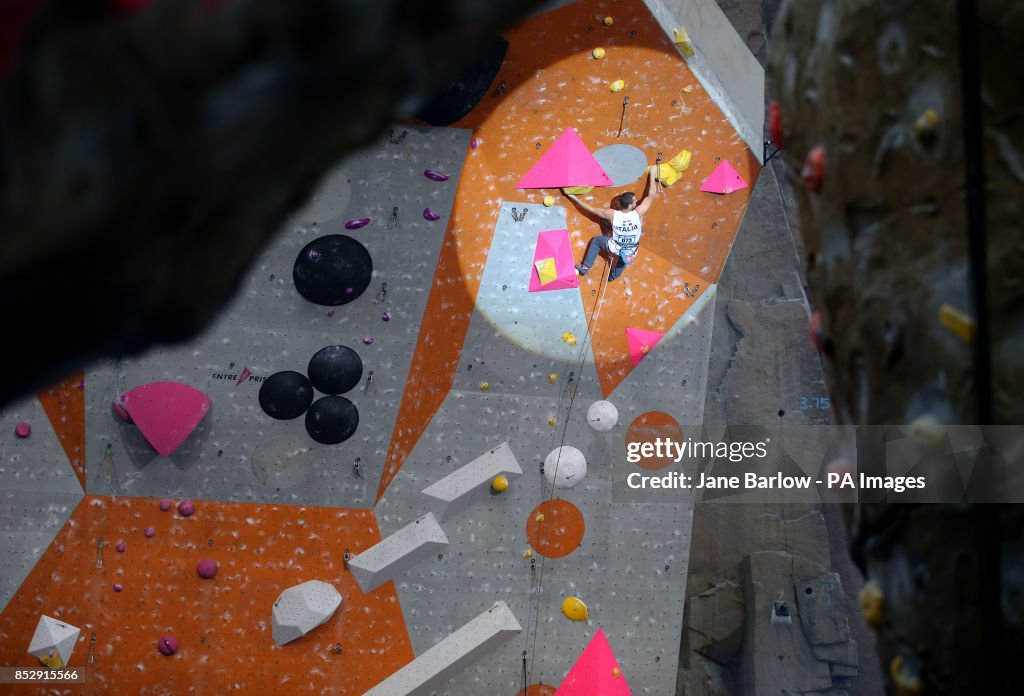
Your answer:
626;411;684;470
525;499;585;558
517;685;557;696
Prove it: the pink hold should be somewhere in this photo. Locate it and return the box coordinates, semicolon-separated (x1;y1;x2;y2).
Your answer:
14;422;31;438
196;558;218;579
113;584;123;592
115;541;126;553
144;527;155;538
362;337;374;345
423;208;441;221
112;395;133;423
157;634;179;656
177;500;196;517
159;499;172;511
381;312;391;322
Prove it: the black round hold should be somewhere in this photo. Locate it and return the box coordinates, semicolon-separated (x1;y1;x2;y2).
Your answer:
259;371;314;420
308;345;363;395
293;234;373;306
305;396;359;445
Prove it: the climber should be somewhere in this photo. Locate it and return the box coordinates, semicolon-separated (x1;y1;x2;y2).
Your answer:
565;164;658;281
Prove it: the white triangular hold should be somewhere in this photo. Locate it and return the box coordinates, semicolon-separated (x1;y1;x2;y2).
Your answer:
271;580;342;647
27;615;80;667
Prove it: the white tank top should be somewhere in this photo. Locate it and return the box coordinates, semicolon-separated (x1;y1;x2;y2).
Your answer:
611;210;642;247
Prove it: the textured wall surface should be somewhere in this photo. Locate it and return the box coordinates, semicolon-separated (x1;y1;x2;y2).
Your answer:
769;0;1024;692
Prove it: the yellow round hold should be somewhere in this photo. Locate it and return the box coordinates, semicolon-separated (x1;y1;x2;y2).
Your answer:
548;416;557;427
522;549;533;558
543;195;555;207
548;373;558;383
491;474;509;492
562;596;589;621
592;47;606;59
603;16;614;26
612;667;621;678
610;80;625;92
479;382;490;391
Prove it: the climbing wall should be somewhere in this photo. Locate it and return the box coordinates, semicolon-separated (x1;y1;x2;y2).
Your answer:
84;125;471;507
0;0;762;692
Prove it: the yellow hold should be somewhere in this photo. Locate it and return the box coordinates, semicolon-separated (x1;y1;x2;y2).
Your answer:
562;596;589;621
548;416;557;427
669;149;692;171
479;382;490;391
543;195;555;207
39;650;64;669
548;373;558;383
491;474;509;492
654;164;682;187
535;257;558;286
609;79;625;92
562;332;577;346
939;303;975;342
592;47;606;60
563;186;593;195
523;549;533;558
603;16;614;26
912;108;939;138
673;27;696;57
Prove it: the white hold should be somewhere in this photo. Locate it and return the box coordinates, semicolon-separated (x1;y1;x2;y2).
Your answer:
587;400;619;432
543;446;587;489
271;580;342;646
28;615;80;668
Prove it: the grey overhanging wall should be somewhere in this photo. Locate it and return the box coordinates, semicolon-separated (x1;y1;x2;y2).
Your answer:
644;0;765;159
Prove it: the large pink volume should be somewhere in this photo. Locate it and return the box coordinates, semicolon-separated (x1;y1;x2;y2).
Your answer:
554;628;632;696
625;327;665;367
528;228;579;292
122;382;212;457
516;127;613;189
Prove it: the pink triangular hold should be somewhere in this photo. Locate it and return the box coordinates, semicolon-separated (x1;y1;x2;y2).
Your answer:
700;158;747;194
517;128;613;189
122;382;212;458
554;628;632;696
626;327;665;367
528;228;579;292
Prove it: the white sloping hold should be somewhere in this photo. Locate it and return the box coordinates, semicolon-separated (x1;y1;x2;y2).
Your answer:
421;442;523;519
27;615;80;667
364;601;522;696
543;446;587;489
587;400;619;432
271;580;342;646
349;513;449;594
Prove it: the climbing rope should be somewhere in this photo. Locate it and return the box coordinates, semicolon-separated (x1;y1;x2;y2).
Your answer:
523;253;616;685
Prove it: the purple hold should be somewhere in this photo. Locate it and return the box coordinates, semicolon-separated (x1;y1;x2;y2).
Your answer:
158;635;179;656
362;337;374;345
381;312;391;322
344;287;354;295
159;499;172;511
471;138;479;150
178;500;196;517
113;584;123;593
116;541;126;553
327;310;335;318
197;558;218;579
423;208;441;221
424;169;450;182
308;249;320;261
112;395;132;423
345;218;371;229
144;527;155;538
